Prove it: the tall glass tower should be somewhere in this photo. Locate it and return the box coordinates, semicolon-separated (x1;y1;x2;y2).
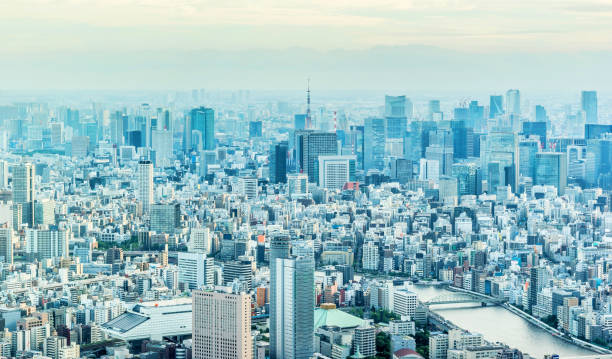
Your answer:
581;91;598;124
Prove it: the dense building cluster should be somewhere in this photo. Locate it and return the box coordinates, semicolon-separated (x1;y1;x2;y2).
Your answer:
0;88;609;359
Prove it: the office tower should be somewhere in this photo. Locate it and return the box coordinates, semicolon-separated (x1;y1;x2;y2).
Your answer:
183;114;192;152
190;107;215;151
535;153;567;195
199;150;217;177
451;120;473;159
585;124;612;140
385;95;407;139
25;228;70;260
151;130;173;168
586;137;612;188
0;160;8;189
452;162;482;196
294;114;307;130
137;160;153;214
178;252;214;290
489;95;504;119
239;177;258;200
34;199;55;226
223;259;254;291
353;326;376;357
272;256;315;359
481;130;519;193
405;121;437;163
364;117;385;172
518;138;540;180
269;142;288;184
529;267;546;312
393;289;418;317
249;121;263;138
522;121;547;149
295;131;338;182
193;289;252;359
346;125;364;170
428;100;442;120
316;155;356;190
425;144;453;176
190;228;212;254
0;228;13;264
150;203;181;234
12;162;35;227
287;173;308;197
391;158;413;184
581;91;598;123
269;235;290;359
419;159;440;182
469;101;485;130
506;89;520;116
439;176;458;204
535;105;547;123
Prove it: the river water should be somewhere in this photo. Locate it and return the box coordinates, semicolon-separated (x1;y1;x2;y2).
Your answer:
410;284;594;358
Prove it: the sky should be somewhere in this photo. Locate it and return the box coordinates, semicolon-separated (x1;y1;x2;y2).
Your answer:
1;0;612;91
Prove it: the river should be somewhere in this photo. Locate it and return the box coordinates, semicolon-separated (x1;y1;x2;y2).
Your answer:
410;284;594;358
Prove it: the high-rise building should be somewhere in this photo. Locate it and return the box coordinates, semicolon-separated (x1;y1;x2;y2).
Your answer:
190;227;212;254
518;138;540;180
0;160;8;189
137;160;154;214
239;177;258;200
0;227;13;264
12;162;35;227
25;228;70;260
192;288;252;359
535;153;567;195
428;100;442;120
269;235;290;359
223;259;254;291
581;91;598;124
190;107;216;151
272;256;315;359
385;95;407;139
249;121;263;138
529;267;547;312
452;162;481;196
316;155;356;190
269;142;288;184
353;326;376;357
150;203;181;234
364;117;385;172
151;130;173;168
506;89;520;116
287;173;309;197
489;95;504;119
522;121;547;149
178;252;214;290
295;131;338;182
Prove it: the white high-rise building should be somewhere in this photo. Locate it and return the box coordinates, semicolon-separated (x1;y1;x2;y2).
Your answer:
178;252;214;290
189;227;212;254
137;160;154;214
192;288;252;359
152;130;173;168
362;242;379;271
393;289;418;318
419;159;440;182
317;155;355;190
25;228;70;260
239;177;258;200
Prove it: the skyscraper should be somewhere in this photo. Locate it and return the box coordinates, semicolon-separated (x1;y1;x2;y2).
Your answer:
190;107;216;151
192;289;252;359
316;155;356;190
0;227;13;264
581;91;598;124
137;160;153;214
535;152;567;195
272;256;315;359
178;252;214;290
522;121;547;149
529;267;546;312
385;95;407;139
506;89;520;116
269;235;291;359
489;95;504;119
364;117;385;172
12;162;35;227
295;131;338;183
269;141;288;184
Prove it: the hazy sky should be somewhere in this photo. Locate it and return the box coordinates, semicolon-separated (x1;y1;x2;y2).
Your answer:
1;0;612;90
